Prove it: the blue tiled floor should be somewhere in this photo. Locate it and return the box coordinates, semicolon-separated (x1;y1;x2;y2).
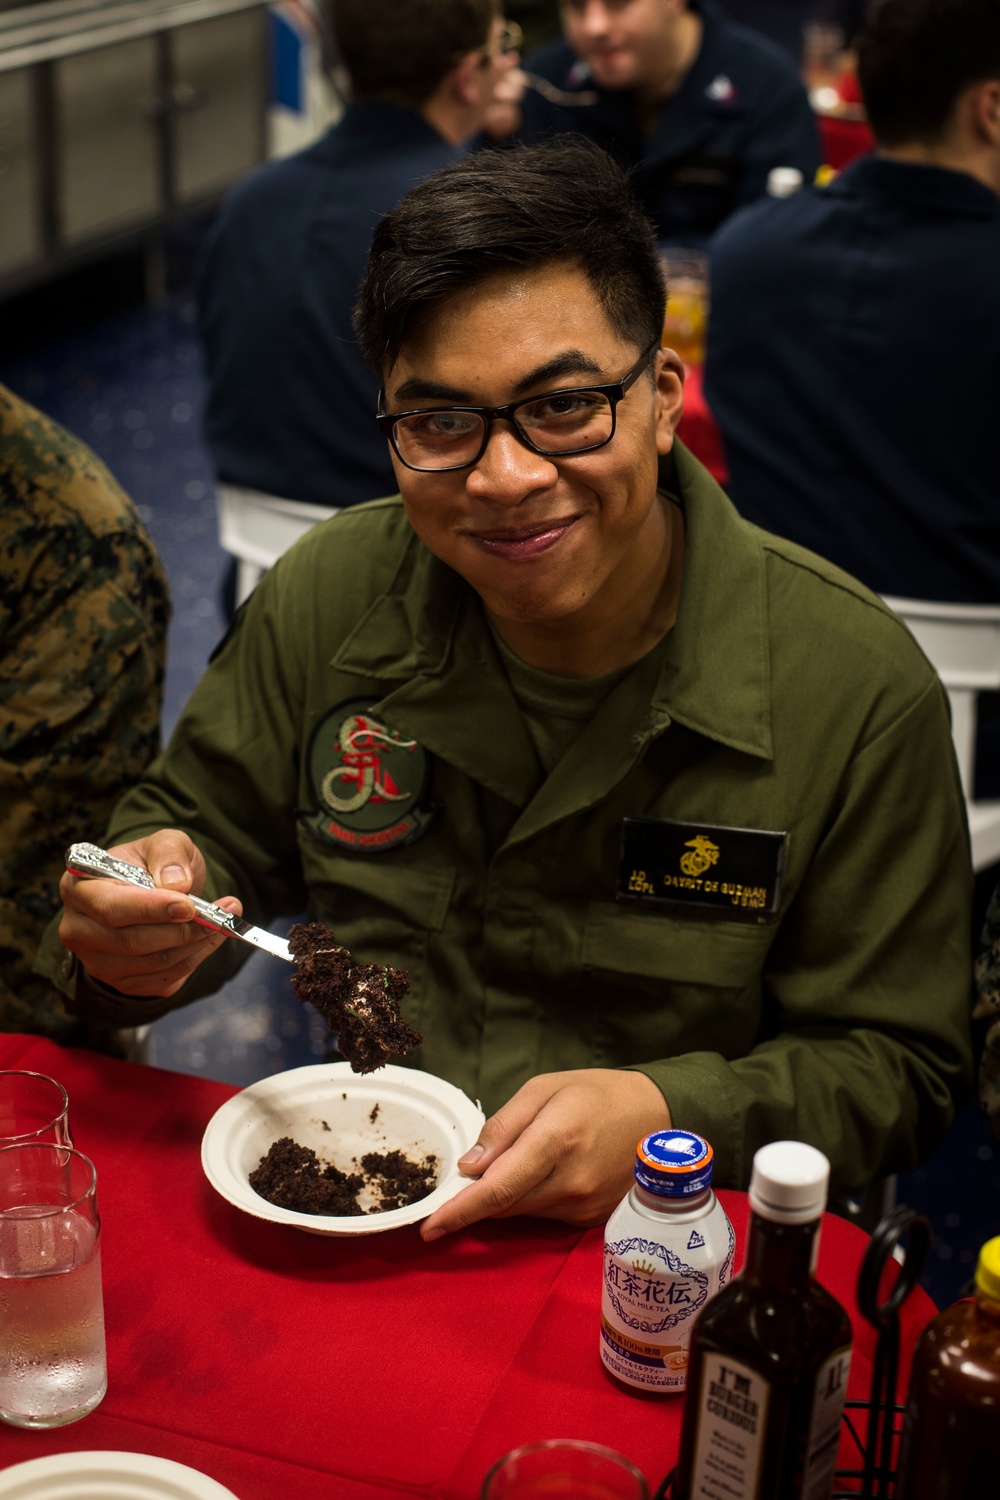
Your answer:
2;279;997;1310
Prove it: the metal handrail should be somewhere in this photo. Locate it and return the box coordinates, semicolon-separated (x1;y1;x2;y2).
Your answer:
0;0;268;74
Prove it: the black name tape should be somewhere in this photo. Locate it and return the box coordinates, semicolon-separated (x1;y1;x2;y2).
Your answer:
618;817;787;919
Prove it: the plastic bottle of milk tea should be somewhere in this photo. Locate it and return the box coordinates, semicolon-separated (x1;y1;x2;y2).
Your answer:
600;1130;734;1394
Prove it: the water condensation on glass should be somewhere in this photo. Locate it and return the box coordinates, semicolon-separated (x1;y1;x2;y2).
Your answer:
0;1207;107;1425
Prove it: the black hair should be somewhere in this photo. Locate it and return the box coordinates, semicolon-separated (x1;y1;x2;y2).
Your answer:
354;138;666;375
857;0;1000;146
326;0;495;110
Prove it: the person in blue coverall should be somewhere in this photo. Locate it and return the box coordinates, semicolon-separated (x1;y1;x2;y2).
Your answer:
198;0;518;512
515;0;820;243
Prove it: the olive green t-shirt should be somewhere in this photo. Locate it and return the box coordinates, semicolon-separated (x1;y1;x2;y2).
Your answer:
491;629;633;778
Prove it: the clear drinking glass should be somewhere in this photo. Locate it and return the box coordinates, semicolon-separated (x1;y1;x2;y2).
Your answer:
481;1439;650;1499
659;249;710;369
0;1072;72;1148
0;1143;106;1428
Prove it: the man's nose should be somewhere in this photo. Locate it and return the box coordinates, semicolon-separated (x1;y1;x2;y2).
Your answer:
574;1;613;39
465;421;559;503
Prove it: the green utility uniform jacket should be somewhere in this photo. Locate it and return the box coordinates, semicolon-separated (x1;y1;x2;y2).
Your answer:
38;446;973;1198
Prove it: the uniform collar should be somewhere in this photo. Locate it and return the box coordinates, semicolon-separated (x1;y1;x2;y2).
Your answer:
331;533;544;808
833;154;1000;220
330;444;773;819
312;101;452;157
654;442;772;761
650;0;750;134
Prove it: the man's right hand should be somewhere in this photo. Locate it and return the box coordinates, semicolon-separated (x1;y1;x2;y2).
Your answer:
58;830;242;998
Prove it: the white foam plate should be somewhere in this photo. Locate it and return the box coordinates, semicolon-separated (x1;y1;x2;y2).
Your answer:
0;1451;238;1498
200;1062;485;1236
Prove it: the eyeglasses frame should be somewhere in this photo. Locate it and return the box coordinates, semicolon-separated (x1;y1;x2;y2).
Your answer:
376;342;660;474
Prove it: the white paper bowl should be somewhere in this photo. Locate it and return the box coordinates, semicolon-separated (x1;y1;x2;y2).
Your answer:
0;1451;238;1498
200;1062;485;1236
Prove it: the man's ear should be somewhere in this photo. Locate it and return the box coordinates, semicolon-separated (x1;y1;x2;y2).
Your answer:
448;48;487;109
654;347;685;457
969;77;1000;147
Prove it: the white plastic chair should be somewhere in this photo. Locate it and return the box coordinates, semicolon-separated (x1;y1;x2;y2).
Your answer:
882;597;1000;872
216;485;338;606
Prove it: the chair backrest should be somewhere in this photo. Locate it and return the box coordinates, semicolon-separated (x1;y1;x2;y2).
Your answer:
216;485;337;606
882;597;1000;872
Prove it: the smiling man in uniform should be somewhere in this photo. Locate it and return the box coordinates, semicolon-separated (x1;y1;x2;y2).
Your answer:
42;141;971;1240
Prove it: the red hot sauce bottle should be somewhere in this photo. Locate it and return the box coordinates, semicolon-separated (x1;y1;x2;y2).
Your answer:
671;1141;853;1500
894;1235;1000;1500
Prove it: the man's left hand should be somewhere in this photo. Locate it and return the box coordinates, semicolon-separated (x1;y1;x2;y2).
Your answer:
420;1069;671;1241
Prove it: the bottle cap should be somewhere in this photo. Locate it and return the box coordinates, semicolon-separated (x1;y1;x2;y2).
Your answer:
767;166;804;197
635;1131;714;1198
975;1236;1000;1301
748;1141;830;1225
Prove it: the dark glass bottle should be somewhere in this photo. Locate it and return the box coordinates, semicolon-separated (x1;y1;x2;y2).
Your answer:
672;1141;853;1500
894;1236;1000;1500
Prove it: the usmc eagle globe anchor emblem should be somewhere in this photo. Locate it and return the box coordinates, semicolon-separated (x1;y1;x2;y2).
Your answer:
679;835;720;878
302;699;433;852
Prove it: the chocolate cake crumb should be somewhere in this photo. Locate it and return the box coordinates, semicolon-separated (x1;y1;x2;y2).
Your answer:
250;1139;439;1216
288;922;423;1074
321;1120;330;1131
369;1104;380;1124
248;1138;365;1215
362;1150;439;1212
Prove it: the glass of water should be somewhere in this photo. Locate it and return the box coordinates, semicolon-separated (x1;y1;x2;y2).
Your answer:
0;1072;72;1148
0;1143;106;1428
482;1440;649;1498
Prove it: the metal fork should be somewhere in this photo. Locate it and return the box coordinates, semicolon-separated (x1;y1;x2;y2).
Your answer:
65;842;293;963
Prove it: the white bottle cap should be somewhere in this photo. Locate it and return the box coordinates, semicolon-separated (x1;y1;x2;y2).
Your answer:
767;166;804;198
748;1141;830;1225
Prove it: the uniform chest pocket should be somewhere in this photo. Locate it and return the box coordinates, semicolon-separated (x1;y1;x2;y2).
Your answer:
582;901;775;986
581;902;777;1067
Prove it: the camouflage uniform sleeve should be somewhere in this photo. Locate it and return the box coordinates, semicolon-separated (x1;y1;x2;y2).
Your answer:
974;884;1000;1139
0;384;170;1036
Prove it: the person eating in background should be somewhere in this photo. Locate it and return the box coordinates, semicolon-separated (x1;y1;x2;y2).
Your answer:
513;0;820;242
43;140;970;1239
198;0;519;518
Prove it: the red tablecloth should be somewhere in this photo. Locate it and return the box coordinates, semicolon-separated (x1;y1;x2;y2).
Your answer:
677;365;728;486
0;1035;936;1498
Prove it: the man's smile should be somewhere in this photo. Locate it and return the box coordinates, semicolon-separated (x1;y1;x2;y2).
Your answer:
463;515;581;560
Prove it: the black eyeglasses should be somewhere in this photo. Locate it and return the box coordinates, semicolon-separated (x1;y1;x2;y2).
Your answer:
376;343;658;473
